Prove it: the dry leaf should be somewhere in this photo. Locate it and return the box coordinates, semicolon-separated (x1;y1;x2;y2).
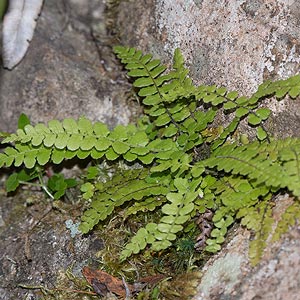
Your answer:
82;266;134;298
2;0;44;69
82;266;166;298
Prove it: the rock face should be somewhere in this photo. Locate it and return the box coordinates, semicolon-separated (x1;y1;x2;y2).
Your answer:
193;213;300;300
116;0;300;137
0;0;136;133
1;0;300;135
0;1;136;299
118;0;300;89
0;187;105;300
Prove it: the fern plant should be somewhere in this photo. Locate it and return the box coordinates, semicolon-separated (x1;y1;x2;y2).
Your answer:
1;46;300;265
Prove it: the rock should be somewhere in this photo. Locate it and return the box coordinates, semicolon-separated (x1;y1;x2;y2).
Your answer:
0;1;137;298
192;224;300;299
0;0;137;133
193;196;300;300
115;0;300;137
0;187;104;299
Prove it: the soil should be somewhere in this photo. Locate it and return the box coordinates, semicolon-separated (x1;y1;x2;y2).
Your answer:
0;180;104;299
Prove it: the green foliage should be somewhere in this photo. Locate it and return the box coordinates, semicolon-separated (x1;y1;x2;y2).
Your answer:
47;173;77;200
5;169;38;192
1;46;300;265
0;0;7;20
272;199;300;242
18;113;31;130
237;197;274;266
5;167;77;200
2;114;78;200
79;168;170;234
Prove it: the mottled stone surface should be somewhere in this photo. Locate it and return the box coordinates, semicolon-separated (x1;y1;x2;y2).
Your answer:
192;195;300;300
0;184;104;299
0;0;137;133
0;1;135;299
116;0;300;137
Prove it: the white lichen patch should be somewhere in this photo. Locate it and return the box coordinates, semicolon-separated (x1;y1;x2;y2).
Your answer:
65;219;81;238
197;253;243;299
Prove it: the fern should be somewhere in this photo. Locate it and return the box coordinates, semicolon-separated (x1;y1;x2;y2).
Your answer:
120;177;200;260
0;118;153;167
272;199;300;242
1;46;300;265
238;197;274;266
203;138;300;196
114;46;215;151
79;168;170;234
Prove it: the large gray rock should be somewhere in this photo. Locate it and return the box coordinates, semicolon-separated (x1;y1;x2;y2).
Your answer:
116;0;300;137
193;195;300;300
0;0;136;133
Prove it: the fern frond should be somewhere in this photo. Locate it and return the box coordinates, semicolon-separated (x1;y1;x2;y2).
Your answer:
121;177;201;260
205;214;234;253
203;138;300;192
194;74;300;145
194;174;269;253
279;145;300;196
272;199;300;241
214;175;269;211
115;46;175;106
254;74;300;99
0;117;159;168
120;223;158;260
238;197;274;266
194;84;273;146
114;46;203;139
114;46;194;103
196;74;300;112
2;115;201;170
0;143;52;168
79;168;170;233
124;196;167;217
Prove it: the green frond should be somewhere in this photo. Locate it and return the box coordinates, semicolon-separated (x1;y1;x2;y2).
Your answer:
205;214;234;253
0;117;155;168
121;177;200;260
79;168;170;233
0;143;52;169
244;198;274;266
114;46;199;139
272;200;300;241
254;74;300;99
196;174;269;254
120;223;158;260
279;145;300;196
124;196;167;217
204;138;300;192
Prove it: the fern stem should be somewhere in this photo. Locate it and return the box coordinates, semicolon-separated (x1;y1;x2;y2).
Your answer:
37;171;55;200
19;180;54;200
